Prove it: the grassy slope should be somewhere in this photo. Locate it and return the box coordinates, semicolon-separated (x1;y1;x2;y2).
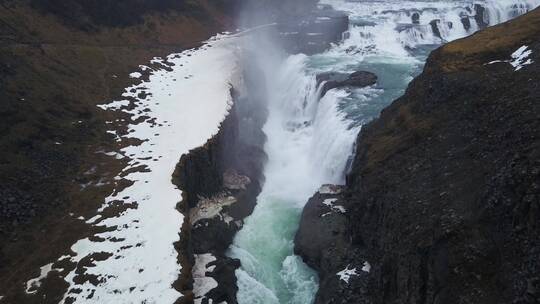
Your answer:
0;0;232;301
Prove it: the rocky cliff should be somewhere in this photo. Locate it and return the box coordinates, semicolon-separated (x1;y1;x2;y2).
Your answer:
296;8;540;304
173;68;268;303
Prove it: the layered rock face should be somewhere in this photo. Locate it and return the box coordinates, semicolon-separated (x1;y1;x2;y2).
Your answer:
296;8;540;304
316;71;378;98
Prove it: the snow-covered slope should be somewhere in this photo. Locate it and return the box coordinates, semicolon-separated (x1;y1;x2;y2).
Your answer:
24;34;240;304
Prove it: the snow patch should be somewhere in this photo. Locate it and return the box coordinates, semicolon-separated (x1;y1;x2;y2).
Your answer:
97;99;129;110
322;198;346;213
223;214;234;225
25;263;55;294
322;198;337;206
193;253;218;304
362;261;371;273
333;205;346;213
510;45;534;71
336;262;370;283
337;265;358;283
129;72;142;78
487;45;534;71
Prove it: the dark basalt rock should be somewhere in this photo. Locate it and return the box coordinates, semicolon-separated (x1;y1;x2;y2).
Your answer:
295;189;347;269
296;8;540;304
411;12;420;24
474;4;489;28
316;71;377;97
174;107;264;304
430;19;443;40
295;186;373;304
206;256;241;303
460;14;472;31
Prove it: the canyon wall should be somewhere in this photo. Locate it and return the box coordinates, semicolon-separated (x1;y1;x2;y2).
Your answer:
296;8;540;304
173;84;267;303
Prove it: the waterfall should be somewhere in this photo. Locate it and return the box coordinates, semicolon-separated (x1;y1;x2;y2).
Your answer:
228;48;355;304
230;0;539;303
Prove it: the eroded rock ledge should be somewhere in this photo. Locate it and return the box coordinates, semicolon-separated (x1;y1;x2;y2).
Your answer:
296;8;540;304
316;71;378;98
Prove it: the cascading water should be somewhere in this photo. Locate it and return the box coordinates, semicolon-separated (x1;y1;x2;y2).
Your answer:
229;0;540;303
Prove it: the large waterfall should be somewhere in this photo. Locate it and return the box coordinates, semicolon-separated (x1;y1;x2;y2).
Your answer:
229;0;540;303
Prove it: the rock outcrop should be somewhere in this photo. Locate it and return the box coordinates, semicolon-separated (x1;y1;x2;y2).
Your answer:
296;8;540;304
173;61;268;303
316;71;378;97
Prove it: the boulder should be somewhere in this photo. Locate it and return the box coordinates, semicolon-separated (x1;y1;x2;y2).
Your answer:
474;4;488;28
430;19;443;40
316;71;377;97
294;190;349;270
460;13;472;31
411;12;420;24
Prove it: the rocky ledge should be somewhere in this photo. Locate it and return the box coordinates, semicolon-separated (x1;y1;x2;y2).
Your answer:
173;66;268;303
296;8;540;304
316;71;378;98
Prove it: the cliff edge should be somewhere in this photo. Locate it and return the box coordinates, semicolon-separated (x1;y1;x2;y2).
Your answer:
296;8;540;304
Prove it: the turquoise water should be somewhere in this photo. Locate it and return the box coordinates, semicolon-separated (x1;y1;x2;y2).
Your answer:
230;197;318;304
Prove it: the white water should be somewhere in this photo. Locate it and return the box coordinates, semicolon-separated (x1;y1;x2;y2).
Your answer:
229;53;357;303
231;0;539;303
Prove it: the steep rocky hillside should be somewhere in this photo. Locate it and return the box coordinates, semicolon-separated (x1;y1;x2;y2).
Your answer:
296;8;540;304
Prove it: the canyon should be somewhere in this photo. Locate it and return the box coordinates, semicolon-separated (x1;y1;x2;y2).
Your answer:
1;0;539;303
